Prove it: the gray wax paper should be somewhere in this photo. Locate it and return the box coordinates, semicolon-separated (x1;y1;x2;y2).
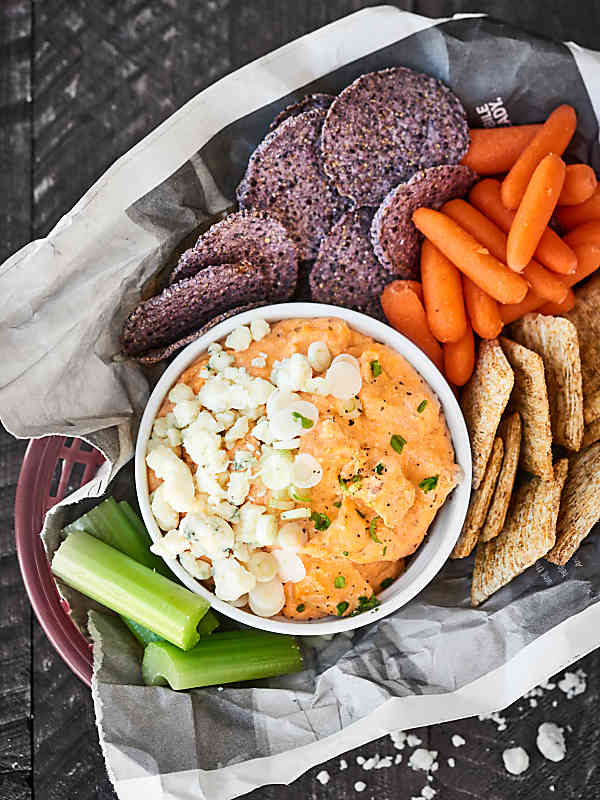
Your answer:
4;7;600;799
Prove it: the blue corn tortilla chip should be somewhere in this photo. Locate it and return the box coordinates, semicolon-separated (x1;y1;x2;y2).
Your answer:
309;207;396;319
268;93;334;131
122;262;271;356
321;67;469;207
371;164;477;278
236;109;349;259
169;210;298;300
131;303;263;364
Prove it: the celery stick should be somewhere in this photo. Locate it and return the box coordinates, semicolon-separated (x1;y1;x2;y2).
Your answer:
142;631;303;690
62;497;167;575
52;531;209;650
123;610;219;647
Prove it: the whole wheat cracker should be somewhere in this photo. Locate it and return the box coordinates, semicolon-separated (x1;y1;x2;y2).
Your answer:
480;412;522;542
451;436;504;559
508;314;583;451
471;459;568;606
546;442;600;565
564;273;600;424
460;339;513;490
500;337;553;480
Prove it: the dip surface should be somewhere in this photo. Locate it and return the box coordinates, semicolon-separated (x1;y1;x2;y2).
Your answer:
146;317;458;620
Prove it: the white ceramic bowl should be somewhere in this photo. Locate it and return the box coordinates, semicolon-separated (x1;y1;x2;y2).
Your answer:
135;303;472;635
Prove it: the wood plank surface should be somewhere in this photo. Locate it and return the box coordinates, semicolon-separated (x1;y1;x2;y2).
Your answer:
2;2;600;800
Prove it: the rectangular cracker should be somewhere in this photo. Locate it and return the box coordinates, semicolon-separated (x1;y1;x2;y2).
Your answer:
582;418;600;449
500;337;554;480
451;436;504;559
461;339;513;490
480;412;522;542
545;442;600;565
564;273;600;424
508;314;583;451
471;459;568;606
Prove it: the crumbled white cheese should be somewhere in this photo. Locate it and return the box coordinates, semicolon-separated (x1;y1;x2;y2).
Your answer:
152;417;170;438
537;722;566;762
478;710;507;731
225;326;252;352
225;415;249;446
390;731;407;750
213;558;256;601
354;781;366;792
407;734;423;748
451;734;465;747
408;749;438;773
316;770;330;786
172;399;201;428
412;787;436;800
339;759;348;771
168;383;195;403
558;669;586;699
271;353;312;392
250;318;270;341
356;756;365;765
227;471;250;506
447;757;455;768
502;747;529;775
394;754;402;765
251;356;267;369
215;409;236;430
178;550;211;580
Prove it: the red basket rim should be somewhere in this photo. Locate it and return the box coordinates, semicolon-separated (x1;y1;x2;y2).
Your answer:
14;436;105;686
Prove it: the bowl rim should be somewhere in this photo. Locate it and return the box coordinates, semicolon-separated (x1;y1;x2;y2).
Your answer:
135;302;472;635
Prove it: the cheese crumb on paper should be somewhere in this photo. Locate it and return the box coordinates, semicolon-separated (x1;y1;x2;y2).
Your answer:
537;722;566;762
502;747;530;775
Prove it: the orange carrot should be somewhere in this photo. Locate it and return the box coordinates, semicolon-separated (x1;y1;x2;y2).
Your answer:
470;178;577;275
539;290;576;315
442;198;567;303
558;163;597;206
507;154;566;271
555;185;600;231
462;276;503;339
500;105;576;209
461;124;542;175
411;208;528;305
388;279;424;302
443;323;475;387
499;243;600;324
380;281;444;371
420;240;467;343
564;220;600;249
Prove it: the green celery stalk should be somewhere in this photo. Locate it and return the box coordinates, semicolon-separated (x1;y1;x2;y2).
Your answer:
62;497;167;575
52;531;210;650
122;610;219;647
142;631;303;690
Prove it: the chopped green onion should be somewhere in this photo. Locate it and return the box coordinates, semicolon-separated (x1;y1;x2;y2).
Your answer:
62;497;168;575
375;463;384;475
369;517;382;544
390;434;406;455
142;631;303;690
334;575;346;589
370;360;382;378
380;577;394;591
296;604;306;613
336;601;349;616
291;411;314;429
333;500;342;508
291;491;312;503
310;511;331;530
52;531;210;650
382;545;388;557
350;594;380;616
355;507;366;519
342;551;349;557
419;475;439;493
338;474;361;492
417;400;427;413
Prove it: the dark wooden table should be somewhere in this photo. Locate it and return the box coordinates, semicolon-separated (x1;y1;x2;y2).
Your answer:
2;2;600;798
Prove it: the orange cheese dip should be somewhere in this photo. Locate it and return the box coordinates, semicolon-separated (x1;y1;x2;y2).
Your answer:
148;318;458;619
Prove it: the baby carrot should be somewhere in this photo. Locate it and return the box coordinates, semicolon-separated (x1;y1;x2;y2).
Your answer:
411;208;528;305
558;163;597;206
462;276;503;339
442;198;567;303
443;323;475;387
420;239;467;343
470;178;577;275
506;154;566;271
499;243;600;323
555;185;600;231
564;220;600;249
539;290;576;315
380;281;444;371
461;124;542;175
388;279;424;302
500;104;576;209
